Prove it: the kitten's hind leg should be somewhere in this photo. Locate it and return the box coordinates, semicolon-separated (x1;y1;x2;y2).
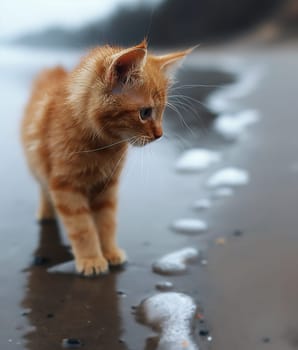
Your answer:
37;188;56;222
91;181;127;267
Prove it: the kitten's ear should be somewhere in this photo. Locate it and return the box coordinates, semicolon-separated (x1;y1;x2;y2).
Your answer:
107;40;147;88
156;47;195;80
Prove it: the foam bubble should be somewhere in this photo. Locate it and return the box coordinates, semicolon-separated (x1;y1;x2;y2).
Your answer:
153;247;199;275
141;292;198;350
172;219;208;234
214;109;260;140
176;148;221;172
207;168;249;188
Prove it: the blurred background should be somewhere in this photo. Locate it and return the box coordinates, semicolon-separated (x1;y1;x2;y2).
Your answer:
1;0;298;48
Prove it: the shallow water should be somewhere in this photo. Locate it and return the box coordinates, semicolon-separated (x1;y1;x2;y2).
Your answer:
2;43;298;350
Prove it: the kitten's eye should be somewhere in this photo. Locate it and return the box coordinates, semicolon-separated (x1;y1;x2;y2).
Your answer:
139;107;153;121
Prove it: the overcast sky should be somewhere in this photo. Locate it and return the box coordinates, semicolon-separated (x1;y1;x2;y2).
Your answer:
0;0;160;39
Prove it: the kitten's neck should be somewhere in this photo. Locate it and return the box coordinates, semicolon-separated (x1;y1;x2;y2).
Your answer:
70;118;128;156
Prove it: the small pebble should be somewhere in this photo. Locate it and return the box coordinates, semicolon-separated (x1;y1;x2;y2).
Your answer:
215;237;226;245
200;259;208;266
262;337;270;343
196;312;204;320
199;330;209;337
47;313;54;318
62;338;82;348
233;230;243;237
21;309;31;316
155;281;174;291
117;291;127;297
207;336;213;342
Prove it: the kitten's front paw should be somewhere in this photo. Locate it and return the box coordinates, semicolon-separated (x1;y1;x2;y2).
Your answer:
104;248;127;266
76;256;109;276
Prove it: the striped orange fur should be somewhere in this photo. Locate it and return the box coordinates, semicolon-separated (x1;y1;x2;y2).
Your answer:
21;40;191;276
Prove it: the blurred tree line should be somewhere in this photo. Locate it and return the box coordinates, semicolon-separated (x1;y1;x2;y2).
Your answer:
15;0;297;48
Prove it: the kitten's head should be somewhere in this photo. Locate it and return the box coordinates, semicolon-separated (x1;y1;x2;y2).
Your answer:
68;40;192;146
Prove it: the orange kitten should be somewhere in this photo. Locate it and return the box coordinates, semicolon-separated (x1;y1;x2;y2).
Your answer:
21;40;191;276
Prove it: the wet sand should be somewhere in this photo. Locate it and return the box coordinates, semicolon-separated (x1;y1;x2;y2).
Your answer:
1;43;298;349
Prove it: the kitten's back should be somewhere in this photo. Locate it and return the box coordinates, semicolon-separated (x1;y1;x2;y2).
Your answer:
23;66;67;126
33;66;67;91
21;66;68;178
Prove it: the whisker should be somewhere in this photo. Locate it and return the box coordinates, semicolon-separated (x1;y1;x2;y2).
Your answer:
169;97;199;118
167;94;211;136
164;130;189;149
169;83;224;91
100;145;130;194
141;137;145;182
74;137;137;154
166;102;195;137
168;94;209;110
168;99;207;135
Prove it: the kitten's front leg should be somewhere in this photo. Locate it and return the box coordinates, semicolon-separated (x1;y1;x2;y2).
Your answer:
91;181;126;266
50;183;108;276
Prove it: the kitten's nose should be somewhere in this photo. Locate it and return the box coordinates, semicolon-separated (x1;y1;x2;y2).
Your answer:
154;128;163;140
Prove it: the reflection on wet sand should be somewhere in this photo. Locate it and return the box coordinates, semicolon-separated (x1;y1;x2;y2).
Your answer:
22;220;128;350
